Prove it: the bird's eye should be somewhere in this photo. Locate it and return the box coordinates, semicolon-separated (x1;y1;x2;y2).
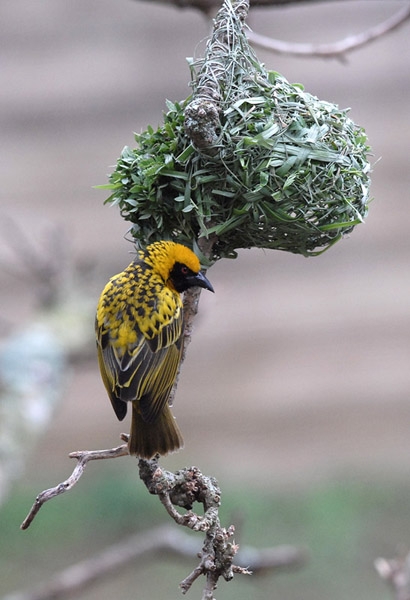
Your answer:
181;266;189;275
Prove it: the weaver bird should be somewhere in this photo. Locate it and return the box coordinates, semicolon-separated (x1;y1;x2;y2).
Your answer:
96;241;214;458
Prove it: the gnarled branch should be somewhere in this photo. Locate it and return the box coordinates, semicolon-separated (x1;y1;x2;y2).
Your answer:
19;440;307;600
137;457;248;597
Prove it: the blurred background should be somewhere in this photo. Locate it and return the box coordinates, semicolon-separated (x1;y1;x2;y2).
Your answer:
1;1;410;598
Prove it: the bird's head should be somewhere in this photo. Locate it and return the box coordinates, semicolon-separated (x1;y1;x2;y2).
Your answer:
143;241;214;294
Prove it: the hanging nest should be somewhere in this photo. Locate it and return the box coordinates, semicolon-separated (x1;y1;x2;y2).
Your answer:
102;0;371;262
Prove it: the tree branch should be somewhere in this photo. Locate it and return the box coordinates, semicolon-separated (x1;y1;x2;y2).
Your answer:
5;527;197;600
167;232;217;407
20;441;129;530
137;457;243;597
18;442;306;600
247;5;410;59
7;524;305;600
138;0;408;11
138;0;410;62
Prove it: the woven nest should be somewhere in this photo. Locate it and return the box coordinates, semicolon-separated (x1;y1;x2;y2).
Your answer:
102;1;371;262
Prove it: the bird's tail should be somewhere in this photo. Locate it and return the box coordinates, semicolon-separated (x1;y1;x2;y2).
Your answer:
128;403;183;458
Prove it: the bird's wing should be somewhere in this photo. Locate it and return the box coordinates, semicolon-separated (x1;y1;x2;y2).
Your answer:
96;338;128;420
96;284;184;424
132;337;183;424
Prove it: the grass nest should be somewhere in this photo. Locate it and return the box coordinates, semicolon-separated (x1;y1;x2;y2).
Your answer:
102;0;371;262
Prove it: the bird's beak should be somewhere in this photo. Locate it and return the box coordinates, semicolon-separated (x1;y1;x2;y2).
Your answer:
191;271;214;293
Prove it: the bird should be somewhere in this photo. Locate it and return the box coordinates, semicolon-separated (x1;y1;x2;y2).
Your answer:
95;240;214;459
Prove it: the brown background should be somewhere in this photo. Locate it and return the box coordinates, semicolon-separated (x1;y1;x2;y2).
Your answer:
1;0;410;595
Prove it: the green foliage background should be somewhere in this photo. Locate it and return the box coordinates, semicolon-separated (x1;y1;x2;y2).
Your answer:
2;473;408;600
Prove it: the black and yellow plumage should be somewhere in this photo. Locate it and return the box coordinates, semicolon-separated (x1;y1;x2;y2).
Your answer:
96;241;214;459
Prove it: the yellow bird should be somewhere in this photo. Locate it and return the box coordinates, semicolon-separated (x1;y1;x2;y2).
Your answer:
96;241;214;458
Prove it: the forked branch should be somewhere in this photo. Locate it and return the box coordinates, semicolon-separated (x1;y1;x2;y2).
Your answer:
19;440;307;600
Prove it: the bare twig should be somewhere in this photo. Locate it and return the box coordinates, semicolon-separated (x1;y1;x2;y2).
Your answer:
20;442;129;530
247;5;410;59
4;526;197;600
137;0;409;12
375;554;410;600
180;565;205;594
0;214;69;308
7;524;305;600
238;543;308;573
